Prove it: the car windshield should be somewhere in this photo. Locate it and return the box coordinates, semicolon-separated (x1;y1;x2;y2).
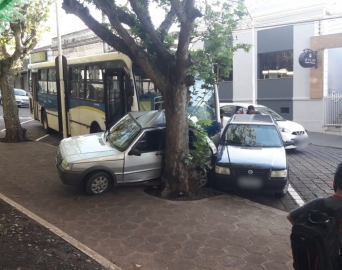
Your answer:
256;106;285;121
188;80;217;124
223;124;283;147
107;114;141;151
14;89;27;96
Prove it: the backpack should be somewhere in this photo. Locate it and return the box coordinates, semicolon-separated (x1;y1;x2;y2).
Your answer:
290;198;342;270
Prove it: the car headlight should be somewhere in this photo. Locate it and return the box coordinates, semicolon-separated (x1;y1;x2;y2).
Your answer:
280;127;291;133
215;166;230;175
271;169;287;178
61;159;72;171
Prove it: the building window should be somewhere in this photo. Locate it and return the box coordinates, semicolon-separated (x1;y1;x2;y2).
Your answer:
259;50;293;79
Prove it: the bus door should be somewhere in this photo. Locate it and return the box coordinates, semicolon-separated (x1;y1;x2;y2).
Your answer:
104;69;126;130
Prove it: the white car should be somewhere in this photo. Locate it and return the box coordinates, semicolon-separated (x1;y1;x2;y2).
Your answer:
220;103;308;149
0;88;29;107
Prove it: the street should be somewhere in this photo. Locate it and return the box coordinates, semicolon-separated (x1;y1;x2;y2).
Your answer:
0;106;340;212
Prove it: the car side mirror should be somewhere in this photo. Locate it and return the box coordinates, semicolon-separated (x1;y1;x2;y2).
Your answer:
128;149;141;156
284;140;295;147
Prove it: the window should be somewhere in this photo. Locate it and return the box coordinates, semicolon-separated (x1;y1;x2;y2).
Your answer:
135;130;163;152
221;105;235;117
69;67;85;99
48;69;57;95
86;65;104;102
259;50;293;79
38;69;47;93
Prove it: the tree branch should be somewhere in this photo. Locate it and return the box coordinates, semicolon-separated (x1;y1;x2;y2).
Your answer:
157;6;177;41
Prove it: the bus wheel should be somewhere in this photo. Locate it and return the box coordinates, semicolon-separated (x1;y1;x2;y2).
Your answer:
90;123;101;133
42;111;51;134
85;171;112;195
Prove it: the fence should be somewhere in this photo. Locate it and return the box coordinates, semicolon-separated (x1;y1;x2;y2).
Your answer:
324;92;342;127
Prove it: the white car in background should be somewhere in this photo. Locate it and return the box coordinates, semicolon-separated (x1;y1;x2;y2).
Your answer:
220;103;308;149
0;88;29;107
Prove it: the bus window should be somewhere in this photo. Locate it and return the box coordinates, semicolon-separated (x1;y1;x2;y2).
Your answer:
86;65;104;102
38;69;47;93
70;68;85;99
48;69;57;95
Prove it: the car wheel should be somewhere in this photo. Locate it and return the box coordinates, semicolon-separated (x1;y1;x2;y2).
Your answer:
275;180;289;198
196;168;208;187
85;171;112;195
0;98;2;106
42;111;51;134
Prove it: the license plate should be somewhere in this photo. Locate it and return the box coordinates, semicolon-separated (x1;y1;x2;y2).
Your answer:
238;177;262;189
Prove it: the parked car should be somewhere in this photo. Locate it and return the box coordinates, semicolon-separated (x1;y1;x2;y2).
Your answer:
0;88;29;107
220;102;308;149
214;114;293;198
55;110;217;195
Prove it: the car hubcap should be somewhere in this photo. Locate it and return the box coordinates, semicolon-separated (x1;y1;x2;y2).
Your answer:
197;169;207;187
91;176;109;194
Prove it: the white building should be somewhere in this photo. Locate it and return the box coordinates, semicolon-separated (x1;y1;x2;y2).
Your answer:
219;1;342;135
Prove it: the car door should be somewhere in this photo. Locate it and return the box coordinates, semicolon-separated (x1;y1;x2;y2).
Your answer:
123;129;164;182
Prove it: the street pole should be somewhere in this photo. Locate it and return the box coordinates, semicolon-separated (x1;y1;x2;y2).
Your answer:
245;5;257;104
55;0;67;139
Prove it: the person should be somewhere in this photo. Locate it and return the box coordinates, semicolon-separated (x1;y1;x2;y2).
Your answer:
246;105;256;114
220;109;224;129
287;162;342;226
287;163;342;269
235;108;243;114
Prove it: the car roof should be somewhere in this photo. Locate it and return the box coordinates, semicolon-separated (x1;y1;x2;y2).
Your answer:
129;110;166;128
229;114;275;125
220;102;266;108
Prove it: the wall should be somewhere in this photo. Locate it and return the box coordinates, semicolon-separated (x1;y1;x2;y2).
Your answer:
218;81;233;102
328;48;342;94
232;31;255;102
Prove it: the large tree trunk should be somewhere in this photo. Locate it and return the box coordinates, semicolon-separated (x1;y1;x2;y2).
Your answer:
0;63;27;142
161;82;198;197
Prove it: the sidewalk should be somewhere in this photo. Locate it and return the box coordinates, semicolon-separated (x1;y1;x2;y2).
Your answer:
307;131;342;149
0;141;294;270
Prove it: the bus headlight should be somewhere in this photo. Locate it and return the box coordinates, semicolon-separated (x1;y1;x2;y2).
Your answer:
215;166;230;175
61;159;72;171
271;169;287;178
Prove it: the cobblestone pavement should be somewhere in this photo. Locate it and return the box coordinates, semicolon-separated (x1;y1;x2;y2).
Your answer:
0;142;294;270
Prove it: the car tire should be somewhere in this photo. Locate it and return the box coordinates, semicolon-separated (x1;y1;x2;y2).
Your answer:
0;98;2;106
196;168;208;187
85;171;112;195
275;179;289;198
42;111;51;134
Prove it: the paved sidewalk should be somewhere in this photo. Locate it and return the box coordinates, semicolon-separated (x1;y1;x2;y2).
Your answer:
0;141;293;270
307;131;342;149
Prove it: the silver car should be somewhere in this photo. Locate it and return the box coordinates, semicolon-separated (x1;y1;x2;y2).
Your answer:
55;110;217;195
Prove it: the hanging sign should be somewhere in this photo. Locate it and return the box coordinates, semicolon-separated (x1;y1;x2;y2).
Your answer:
298;49;317;68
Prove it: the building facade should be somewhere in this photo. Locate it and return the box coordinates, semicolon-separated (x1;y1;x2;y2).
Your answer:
218;2;342;135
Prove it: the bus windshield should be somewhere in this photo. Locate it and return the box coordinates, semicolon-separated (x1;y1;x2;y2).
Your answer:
188;80;218;124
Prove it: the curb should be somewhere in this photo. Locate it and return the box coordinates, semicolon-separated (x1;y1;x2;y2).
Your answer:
0;192;122;270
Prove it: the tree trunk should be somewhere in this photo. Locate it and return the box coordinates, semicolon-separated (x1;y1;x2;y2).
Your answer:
161;82;198;198
0;66;27;143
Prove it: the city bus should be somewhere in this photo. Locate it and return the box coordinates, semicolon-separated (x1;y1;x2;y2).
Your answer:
28;52;220;143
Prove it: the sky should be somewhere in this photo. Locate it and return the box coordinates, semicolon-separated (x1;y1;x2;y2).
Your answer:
37;0;342;48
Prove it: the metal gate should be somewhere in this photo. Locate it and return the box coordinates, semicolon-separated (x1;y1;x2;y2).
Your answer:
323;92;342;127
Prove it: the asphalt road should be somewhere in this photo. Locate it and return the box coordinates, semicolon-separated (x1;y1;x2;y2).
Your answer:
0;106;340;213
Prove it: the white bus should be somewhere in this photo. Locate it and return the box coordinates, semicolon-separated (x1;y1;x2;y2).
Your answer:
28;52;220;143
28;52;162;136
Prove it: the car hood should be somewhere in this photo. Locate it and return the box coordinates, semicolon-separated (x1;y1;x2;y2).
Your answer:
217;145;287;169
59;133;124;163
276;119;305;132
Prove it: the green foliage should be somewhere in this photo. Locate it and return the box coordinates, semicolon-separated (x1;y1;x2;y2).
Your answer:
0;0;29;31
190;0;252;84
185;120;212;172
